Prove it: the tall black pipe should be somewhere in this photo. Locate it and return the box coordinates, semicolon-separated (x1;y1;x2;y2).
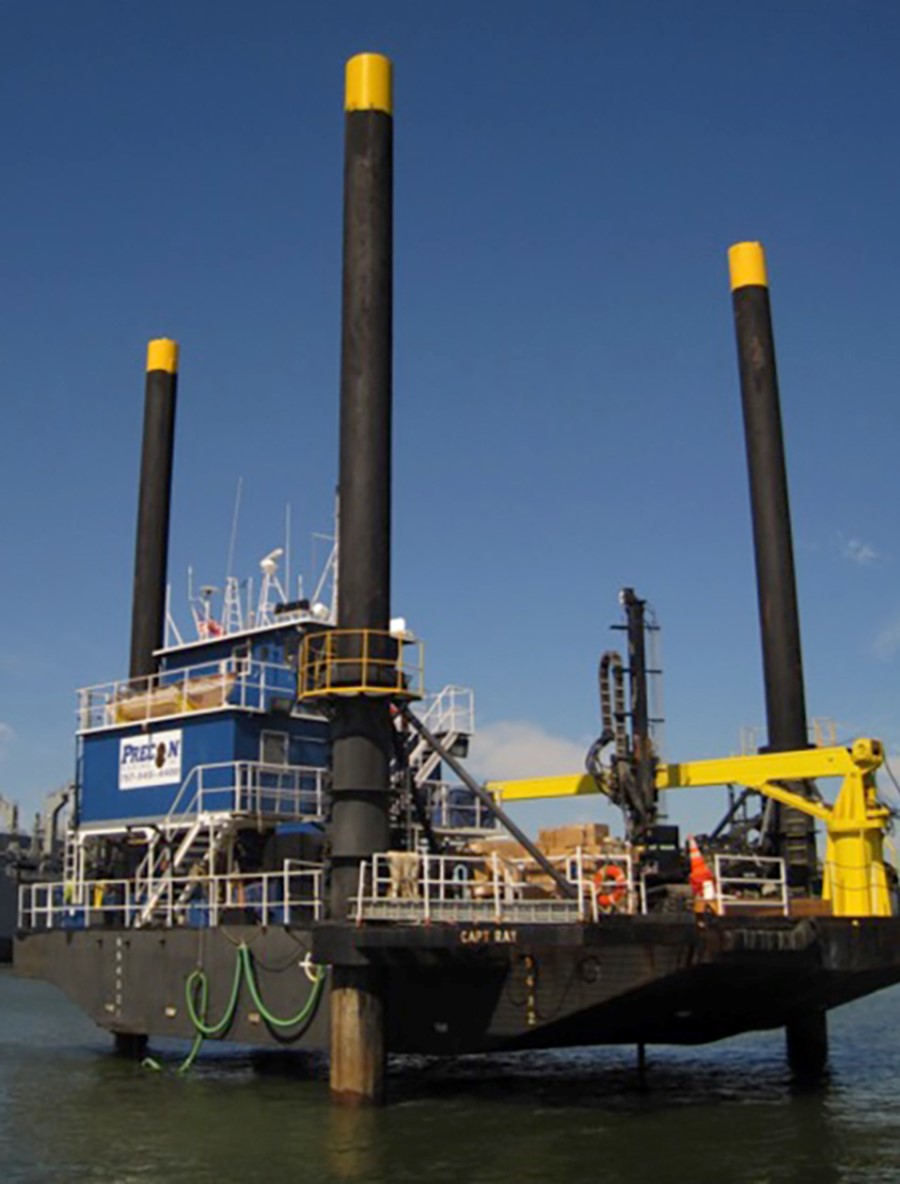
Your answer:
129;339;178;681
729;243;817;877
329;53;394;921
328;52;394;1106
729;241;826;1075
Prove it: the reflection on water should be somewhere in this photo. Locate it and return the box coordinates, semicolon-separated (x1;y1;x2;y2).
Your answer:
2;967;899;1183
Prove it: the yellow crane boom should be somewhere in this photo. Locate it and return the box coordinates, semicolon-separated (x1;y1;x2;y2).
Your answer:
488;739;894;917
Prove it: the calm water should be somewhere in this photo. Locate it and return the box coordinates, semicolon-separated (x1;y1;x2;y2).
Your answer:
2;965;899;1183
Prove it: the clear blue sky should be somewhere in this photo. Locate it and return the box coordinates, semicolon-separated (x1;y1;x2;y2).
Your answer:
2;1;900;836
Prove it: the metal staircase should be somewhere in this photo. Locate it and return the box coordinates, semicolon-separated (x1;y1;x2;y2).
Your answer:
130;759;328;926
400;686;496;835
134;813;238;926
408;686;474;783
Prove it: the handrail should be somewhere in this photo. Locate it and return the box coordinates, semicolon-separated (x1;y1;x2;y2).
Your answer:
165;763;203;822
298;629;424;701
195;760;327;818
418;778;498;831
416;686;474;738
713;853;788;915
78;657;301;732
406;687;476;786
19;866;325;931
142;760;328;826
352;848;640;924
131;760;328;901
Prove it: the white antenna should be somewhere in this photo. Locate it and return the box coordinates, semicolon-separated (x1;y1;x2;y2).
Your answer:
257;548;288;625
220;477;245;636
222;576;244;634
284;503;291;611
311;537;333;600
165;582;184;647
311;537;336;619
194;584;222;639
187;562;224;639
333;490;340;620
310;492;339;622
226;477;243;587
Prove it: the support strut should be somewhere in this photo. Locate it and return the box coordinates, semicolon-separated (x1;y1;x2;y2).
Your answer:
399;706;577;900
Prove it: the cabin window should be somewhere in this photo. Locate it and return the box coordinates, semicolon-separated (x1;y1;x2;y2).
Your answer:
260;730;289;767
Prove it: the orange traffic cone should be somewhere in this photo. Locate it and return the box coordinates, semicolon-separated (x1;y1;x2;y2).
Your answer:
687;836;716;903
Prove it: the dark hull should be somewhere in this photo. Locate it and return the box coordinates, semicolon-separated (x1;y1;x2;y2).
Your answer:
14;926;328;1047
15;914;900;1055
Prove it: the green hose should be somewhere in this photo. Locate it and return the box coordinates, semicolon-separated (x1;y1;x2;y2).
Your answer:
142;941;326;1075
140;1026;204;1075
240;944;326;1028
185;949;245;1037
141;1032;203;1076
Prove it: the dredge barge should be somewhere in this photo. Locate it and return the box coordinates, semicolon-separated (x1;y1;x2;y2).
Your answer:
15;53;900;1104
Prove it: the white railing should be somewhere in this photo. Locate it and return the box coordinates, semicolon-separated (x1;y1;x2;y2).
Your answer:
149;760;328;824
201;761;327;821
406;685;475;784
127;760;328;918
19;862;324;931
713;853;788;915
564;851;641;917
420;779;498;832
353;848;640;924
77;657;301;732
415;686;475;740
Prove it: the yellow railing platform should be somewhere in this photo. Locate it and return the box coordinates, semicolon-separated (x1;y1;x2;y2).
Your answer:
297;629;424;702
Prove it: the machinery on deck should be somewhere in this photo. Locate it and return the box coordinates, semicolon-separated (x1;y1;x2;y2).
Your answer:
491;590;897;921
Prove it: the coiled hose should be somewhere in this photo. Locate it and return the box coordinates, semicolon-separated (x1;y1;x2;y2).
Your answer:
142;942;326;1075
